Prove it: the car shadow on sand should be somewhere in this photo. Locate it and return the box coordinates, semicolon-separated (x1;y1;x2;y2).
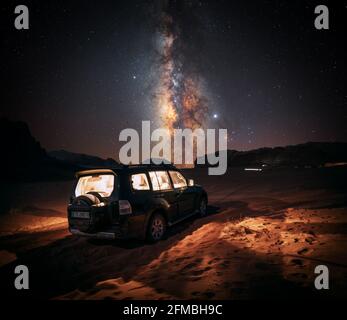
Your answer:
87;205;222;249
0;199;345;299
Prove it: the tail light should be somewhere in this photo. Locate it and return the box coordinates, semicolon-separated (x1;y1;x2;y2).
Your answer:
119;200;132;215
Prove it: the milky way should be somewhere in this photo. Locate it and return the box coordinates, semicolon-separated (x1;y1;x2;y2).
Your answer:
153;0;210;133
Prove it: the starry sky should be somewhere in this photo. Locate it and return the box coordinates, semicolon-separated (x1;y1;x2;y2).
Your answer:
1;0;347;159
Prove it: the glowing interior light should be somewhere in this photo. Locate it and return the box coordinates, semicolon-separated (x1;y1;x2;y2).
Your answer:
75;174;115;197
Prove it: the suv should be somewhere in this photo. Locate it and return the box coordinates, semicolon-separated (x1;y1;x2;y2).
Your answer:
67;164;208;242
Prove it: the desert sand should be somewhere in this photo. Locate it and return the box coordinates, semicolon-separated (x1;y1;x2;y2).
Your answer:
0;167;346;299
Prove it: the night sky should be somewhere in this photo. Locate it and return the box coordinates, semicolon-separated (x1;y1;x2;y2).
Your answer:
1;0;347;159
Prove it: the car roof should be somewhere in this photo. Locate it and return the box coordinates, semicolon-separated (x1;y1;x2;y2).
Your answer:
76;164;179;177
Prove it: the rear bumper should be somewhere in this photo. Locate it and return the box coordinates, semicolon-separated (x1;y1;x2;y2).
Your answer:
70;229;117;239
69;227;125;239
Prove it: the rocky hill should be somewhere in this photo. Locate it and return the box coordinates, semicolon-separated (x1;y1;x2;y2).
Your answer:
0;119;118;181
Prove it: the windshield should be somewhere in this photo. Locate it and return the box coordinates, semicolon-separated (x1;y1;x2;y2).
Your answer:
75;174;115;198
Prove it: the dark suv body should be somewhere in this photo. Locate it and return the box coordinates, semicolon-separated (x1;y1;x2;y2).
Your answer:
67;164;208;241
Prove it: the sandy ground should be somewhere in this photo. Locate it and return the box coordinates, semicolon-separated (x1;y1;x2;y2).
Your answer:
0;167;346;299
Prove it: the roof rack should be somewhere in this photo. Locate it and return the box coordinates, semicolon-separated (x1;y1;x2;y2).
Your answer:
75;168;116;178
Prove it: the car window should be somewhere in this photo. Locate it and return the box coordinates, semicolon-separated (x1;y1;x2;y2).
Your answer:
149;171;172;191
169;171;187;189
75;174;114;197
131;173;150;190
156;171;172;190
149;171;160;191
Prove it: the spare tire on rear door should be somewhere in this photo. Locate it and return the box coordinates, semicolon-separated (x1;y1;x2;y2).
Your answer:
72;193;101;207
70;193;104;233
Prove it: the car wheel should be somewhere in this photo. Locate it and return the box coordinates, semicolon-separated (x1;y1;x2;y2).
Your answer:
199;198;207;217
147;213;166;242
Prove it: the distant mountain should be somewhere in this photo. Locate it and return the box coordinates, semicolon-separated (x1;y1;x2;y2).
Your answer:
196;142;347;168
49;150;119;169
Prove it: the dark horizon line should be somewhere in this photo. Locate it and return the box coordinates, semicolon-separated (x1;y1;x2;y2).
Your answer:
48;140;347;162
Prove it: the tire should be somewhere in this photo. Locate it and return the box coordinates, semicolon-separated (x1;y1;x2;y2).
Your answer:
198;197;207;217
72;193;100;207
86;191;104;203
147;213;166;242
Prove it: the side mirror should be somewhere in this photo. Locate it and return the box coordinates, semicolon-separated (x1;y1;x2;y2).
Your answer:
188;179;194;186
